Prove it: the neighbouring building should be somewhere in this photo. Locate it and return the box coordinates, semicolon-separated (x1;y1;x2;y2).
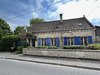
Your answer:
29;14;96;47
95;26;100;42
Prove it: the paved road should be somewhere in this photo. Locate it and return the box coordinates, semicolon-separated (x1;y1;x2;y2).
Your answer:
0;59;100;75
0;52;13;58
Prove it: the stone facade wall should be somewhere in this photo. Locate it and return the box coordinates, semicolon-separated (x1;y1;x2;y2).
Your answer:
23;48;100;60
30;29;95;47
96;37;100;42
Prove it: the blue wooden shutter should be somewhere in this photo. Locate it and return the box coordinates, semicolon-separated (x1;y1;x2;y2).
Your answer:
64;37;67;46
48;38;51;46
88;36;92;44
46;38;48;46
74;37;77;45
56;37;59;47
74;36;81;45
38;38;41;46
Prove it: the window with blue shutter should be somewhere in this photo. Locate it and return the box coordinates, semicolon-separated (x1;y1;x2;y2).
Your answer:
48;38;51;46
45;38;51;46
64;37;67;46
88;36;92;44
38;38;41;46
46;38;48;46
56;37;59;47
74;36;81;45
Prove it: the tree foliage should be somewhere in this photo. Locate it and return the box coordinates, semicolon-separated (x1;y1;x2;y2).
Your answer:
26;26;30;32
0;18;11;36
30;18;45;25
14;26;26;35
26;32;33;39
0;28;3;40
26;32;33;44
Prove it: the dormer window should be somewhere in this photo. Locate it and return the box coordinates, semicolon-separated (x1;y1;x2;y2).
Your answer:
78;23;82;26
56;27;59;28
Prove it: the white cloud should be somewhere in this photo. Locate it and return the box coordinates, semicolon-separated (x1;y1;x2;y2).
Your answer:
31;12;38;18
48;0;100;24
7;22;19;31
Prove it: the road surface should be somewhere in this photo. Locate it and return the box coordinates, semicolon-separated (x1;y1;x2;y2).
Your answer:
0;59;100;75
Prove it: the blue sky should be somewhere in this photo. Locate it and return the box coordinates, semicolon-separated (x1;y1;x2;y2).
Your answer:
0;0;100;31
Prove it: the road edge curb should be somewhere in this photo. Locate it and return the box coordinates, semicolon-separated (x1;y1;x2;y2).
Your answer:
6;57;100;71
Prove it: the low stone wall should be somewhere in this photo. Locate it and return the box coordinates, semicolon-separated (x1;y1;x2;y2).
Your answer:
23;48;100;60
96;37;100;42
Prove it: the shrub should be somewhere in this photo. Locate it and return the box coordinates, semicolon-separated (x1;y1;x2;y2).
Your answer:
14;46;24;55
36;46;47;49
22;41;30;47
47;46;59;49
0;40;3;50
2;35;21;49
87;44;96;49
17;46;24;53
0;40;11;51
87;44;100;50
36;46;59;49
62;45;86;49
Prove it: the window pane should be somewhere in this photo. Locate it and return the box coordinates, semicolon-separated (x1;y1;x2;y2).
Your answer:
42;39;43;46
71;38;73;45
67;38;70;45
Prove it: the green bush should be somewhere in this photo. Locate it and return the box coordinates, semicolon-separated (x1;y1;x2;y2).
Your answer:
2;35;21;48
22;41;30;47
0;40;3;50
62;45;86;49
87;44;100;50
0;40;11;51
36;46;48;49
0;35;21;51
47;46;59;49
36;46;59;49
14;46;24;55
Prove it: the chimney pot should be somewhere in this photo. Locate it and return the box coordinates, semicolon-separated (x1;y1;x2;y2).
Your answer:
60;14;63;22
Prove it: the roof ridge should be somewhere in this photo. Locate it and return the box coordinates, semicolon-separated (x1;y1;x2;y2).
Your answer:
33;17;84;24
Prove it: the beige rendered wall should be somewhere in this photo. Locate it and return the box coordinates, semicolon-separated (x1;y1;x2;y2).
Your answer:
30;29;96;47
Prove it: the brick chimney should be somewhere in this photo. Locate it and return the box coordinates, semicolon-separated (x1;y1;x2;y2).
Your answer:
60;14;63;22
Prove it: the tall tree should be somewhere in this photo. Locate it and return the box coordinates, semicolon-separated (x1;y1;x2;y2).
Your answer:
0;18;11;36
30;18;45;25
0;28;3;40
14;26;26;35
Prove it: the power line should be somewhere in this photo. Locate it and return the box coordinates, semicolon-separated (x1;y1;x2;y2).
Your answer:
0;2;36;18
6;0;62;20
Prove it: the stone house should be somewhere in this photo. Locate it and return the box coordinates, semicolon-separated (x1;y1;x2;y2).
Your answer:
95;26;100;42
29;14;96;47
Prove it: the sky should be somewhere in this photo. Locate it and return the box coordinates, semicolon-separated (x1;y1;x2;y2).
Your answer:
0;0;100;31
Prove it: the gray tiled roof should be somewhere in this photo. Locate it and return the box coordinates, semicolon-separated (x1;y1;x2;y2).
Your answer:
95;26;100;37
29;17;94;33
